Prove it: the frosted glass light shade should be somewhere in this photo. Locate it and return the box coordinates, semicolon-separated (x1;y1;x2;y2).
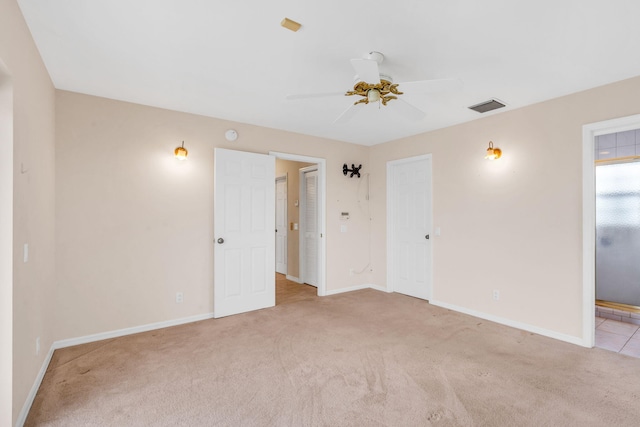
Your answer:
367;89;380;103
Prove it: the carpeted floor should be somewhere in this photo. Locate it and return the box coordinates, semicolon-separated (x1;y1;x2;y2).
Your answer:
25;287;640;426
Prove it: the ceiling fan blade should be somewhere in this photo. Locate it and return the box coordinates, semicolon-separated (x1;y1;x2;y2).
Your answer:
397;78;462;93
389;98;426;122
285;91;345;100
350;59;380;84
333;103;362;124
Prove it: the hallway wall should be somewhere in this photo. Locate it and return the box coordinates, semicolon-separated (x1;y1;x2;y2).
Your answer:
275;159;313;280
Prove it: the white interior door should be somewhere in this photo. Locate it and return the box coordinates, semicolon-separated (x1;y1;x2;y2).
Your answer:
214;148;275;318
301;167;319;287
275;176;287;275
388;155;433;300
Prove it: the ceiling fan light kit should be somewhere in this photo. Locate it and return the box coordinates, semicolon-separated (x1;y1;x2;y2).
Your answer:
287;50;458;124
348;79;401;106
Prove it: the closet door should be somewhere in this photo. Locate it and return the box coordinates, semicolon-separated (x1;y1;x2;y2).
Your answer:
300;167;318;287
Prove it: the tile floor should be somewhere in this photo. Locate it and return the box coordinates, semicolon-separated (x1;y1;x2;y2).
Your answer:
595;316;640;358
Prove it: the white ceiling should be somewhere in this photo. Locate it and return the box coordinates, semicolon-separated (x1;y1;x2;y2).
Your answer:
17;0;640;146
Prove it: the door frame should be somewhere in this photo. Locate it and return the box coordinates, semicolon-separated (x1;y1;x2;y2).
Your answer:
299;165;319;288
275;174;287;275
386;154;433;298
270;151;326;296
582;113;640;348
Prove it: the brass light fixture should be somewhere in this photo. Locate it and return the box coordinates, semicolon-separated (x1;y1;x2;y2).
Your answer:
174;141;188;160
346;79;402;107
485;141;502;160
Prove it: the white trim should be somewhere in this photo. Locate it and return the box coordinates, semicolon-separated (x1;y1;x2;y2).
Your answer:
15;345;54;427
53;313;214;349
369;284;392;293
581;113;640;349
386;154;434;299
324;284;372;296
285;274;302;284
430;299;585;347
270;151;327;297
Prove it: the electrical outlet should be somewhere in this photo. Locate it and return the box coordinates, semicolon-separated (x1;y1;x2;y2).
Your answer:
492;290;500;301
23;243;28;263
36;337;40;356
176;292;184;303
349;268;354;276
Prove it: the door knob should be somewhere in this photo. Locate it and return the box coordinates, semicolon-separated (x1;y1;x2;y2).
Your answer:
217;238;224;244
425;235;430;240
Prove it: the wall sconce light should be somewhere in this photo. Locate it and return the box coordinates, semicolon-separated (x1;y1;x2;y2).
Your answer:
174;141;188;160
343;163;362;178
485;141;502;160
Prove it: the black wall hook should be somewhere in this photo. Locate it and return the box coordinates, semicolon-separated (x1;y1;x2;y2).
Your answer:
343;163;362;178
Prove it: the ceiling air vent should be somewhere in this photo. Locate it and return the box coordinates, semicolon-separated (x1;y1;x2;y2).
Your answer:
468;99;506;113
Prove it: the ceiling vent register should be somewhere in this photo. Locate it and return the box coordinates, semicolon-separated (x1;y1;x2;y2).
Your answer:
468;99;506;113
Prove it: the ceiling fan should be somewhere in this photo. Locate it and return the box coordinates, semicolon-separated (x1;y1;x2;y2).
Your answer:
286;51;460;124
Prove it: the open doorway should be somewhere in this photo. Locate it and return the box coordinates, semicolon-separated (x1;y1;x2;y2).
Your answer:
212;149;326;317
595;145;640;310
274;158;317;305
592;132;640;356
583;115;640;353
272;152;327;303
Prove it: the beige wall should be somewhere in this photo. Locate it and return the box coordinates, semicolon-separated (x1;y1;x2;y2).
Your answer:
275;159;312;279
0;56;13;427
370;75;640;340
0;0;57;424
55;90;371;341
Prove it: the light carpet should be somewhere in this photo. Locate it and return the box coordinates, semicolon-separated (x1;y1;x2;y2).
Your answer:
25;289;640;426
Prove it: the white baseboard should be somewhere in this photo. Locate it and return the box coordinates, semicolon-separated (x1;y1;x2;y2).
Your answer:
53;312;214;350
324;284;374;296
15;345;55;427
285;275;302;284
429;299;586;347
369;284;392;293
16;312;214;427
